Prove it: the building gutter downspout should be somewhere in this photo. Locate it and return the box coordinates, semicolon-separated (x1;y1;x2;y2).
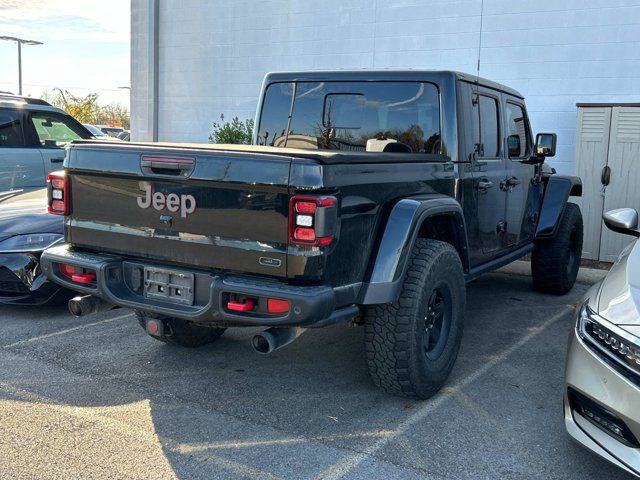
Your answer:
149;0;159;141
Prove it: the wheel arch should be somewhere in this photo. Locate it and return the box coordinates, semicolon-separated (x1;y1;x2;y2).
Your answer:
536;175;582;239
359;194;469;305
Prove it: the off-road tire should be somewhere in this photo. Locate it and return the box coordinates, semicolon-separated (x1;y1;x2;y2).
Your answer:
135;310;225;348
531;202;583;295
364;239;466;399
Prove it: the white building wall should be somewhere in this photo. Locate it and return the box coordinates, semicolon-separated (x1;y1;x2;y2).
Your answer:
130;0;155;142
131;0;640;174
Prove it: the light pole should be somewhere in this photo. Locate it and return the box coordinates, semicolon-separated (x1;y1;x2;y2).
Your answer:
0;36;43;95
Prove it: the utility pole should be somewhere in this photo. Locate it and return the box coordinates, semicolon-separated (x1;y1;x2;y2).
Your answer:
0;36;43;95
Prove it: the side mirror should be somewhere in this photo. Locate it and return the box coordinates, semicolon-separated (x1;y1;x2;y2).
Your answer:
603;208;640;237
507;135;521;157
535;133;557;157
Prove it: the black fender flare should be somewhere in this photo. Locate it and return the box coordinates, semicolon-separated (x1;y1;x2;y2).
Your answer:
359;194;469;305
535;175;582;239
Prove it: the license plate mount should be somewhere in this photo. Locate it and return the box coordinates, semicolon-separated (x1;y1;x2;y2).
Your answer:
143;266;194;306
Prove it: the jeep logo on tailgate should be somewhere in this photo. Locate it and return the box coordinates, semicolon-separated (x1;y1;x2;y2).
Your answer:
137;184;196;218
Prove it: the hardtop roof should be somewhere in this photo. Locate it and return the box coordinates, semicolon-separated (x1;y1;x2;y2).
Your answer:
0;93;68;113
263;69;524;99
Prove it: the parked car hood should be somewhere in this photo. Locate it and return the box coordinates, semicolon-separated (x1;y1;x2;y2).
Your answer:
597;239;640;328
0;189;62;242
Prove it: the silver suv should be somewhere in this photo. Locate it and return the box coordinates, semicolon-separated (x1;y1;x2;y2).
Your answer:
0;93;92;192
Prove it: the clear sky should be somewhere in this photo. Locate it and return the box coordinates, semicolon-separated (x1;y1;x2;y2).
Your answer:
0;0;130;107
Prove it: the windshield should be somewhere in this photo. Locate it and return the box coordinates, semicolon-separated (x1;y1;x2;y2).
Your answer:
257;81;441;154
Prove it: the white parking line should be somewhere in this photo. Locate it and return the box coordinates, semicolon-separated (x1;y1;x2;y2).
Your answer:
315;305;575;480
176;430;397;452
2;312;133;349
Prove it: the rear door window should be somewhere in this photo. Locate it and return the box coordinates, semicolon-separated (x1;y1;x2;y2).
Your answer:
0;109;25;148
29;112;87;148
259;81;441;154
505;102;530;158
478;95;500;158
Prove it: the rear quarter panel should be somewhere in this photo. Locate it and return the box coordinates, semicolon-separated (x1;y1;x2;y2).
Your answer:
288;158;458;288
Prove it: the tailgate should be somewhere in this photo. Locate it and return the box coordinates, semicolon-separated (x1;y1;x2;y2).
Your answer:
66;144;292;278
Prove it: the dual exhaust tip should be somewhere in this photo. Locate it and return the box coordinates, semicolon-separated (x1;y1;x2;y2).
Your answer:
68;295;115;317
251;326;305;354
69;295;305;355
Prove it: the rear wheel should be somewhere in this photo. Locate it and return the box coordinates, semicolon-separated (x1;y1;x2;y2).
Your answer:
135;310;225;348
364;239;466;399
531;202;583;295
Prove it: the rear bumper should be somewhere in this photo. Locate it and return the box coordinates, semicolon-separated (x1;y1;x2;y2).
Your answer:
41;244;358;327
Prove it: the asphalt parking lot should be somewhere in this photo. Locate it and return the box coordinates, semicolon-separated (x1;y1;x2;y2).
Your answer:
0;265;634;480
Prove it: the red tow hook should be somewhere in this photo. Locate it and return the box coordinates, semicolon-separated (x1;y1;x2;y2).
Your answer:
227;299;255;312
71;272;96;284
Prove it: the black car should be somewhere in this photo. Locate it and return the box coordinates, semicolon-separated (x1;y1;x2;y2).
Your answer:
42;71;583;398
0;188;70;305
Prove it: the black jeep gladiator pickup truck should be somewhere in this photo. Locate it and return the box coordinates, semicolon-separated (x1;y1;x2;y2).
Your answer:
41;70;583;398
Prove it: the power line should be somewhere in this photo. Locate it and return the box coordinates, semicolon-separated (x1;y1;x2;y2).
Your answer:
0;81;129;93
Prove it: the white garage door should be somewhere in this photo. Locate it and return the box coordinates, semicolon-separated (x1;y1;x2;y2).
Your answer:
576;105;640;262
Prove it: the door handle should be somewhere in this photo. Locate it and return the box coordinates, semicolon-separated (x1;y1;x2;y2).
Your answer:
477;180;494;192
506;177;520;187
601;165;611;186
500;176;520;191
50;157;64;163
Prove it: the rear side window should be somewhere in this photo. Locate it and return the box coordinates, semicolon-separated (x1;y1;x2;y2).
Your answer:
30;113;86;148
505;102;529;158
478;95;499;157
0;109;25;148
259;81;441;154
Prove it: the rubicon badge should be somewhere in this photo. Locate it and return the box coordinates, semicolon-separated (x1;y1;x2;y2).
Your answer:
259;257;282;267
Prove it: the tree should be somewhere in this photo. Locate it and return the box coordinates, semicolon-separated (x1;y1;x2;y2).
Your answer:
41;89;130;129
209;114;254;144
94;102;130;130
51;88;99;124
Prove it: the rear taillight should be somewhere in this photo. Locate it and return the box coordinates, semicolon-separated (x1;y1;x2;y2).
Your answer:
289;195;337;247
47;171;69;215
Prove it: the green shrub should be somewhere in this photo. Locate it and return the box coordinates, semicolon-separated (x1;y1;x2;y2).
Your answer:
209;114;254;144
